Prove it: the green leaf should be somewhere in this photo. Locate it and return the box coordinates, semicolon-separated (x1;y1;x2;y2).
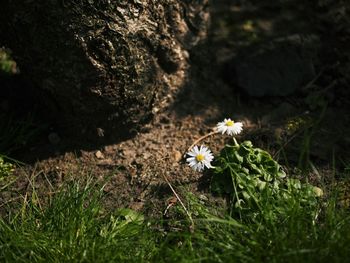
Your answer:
277;170;286;178
242;191;251;200
234;151;244;163
258;180;267;191
263;172;273;182
241;167;250;174
249;163;262;174
241;140;253;149
117;209;144;224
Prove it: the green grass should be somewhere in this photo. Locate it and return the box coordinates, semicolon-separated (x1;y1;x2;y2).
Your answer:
0;180;158;262
1;177;350;263
0;127;349;262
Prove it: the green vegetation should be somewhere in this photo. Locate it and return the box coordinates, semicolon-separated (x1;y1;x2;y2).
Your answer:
1;1;349;261
0;179;157;262
0;48;17;75
211;140;319;221
1;153;350;262
0;157;14;179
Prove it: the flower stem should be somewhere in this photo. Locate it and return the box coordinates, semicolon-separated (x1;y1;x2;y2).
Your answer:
185;130;219;157
233;137;239;146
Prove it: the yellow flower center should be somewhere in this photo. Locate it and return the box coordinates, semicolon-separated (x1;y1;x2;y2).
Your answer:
196;154;205;162
226;120;234;126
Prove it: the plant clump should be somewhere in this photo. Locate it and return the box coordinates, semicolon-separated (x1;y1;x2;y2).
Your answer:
186;118;321;221
211;140;319;220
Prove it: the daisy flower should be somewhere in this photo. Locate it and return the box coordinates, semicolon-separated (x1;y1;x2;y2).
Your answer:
216;118;243;136
186;145;214;172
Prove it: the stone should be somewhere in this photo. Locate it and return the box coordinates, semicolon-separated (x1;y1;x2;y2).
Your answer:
173;150;183;162
95;150;104;159
228;34;318;97
261;102;297;124
0;1;209;140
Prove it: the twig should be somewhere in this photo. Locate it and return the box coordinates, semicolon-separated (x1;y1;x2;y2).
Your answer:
160;172;195;231
23;165;43;211
273;130;303;159
302;68;325;91
184;130;218;157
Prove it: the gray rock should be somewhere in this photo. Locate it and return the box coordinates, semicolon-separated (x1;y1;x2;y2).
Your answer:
261;102;297;125
232;35;318;97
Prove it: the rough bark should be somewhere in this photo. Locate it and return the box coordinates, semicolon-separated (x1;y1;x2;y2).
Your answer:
0;0;209;140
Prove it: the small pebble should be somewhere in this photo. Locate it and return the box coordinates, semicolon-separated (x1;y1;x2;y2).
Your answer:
95;150;104;159
174;150;182;162
97;128;104;137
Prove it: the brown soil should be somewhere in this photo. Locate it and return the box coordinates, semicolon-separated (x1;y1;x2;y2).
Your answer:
2;0;350;215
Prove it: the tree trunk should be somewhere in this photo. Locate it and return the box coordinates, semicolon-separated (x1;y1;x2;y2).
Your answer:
0;0;209;140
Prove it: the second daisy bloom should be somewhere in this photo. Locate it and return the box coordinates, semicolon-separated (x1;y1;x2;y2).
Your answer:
217;118;243;136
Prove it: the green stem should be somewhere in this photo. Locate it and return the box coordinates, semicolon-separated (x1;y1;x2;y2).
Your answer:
229;165;242;219
229;164;264;214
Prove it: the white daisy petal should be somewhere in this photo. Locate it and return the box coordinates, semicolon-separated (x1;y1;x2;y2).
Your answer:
186;157;195;163
190;162;197;168
187;151;197;157
203;160;213;169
